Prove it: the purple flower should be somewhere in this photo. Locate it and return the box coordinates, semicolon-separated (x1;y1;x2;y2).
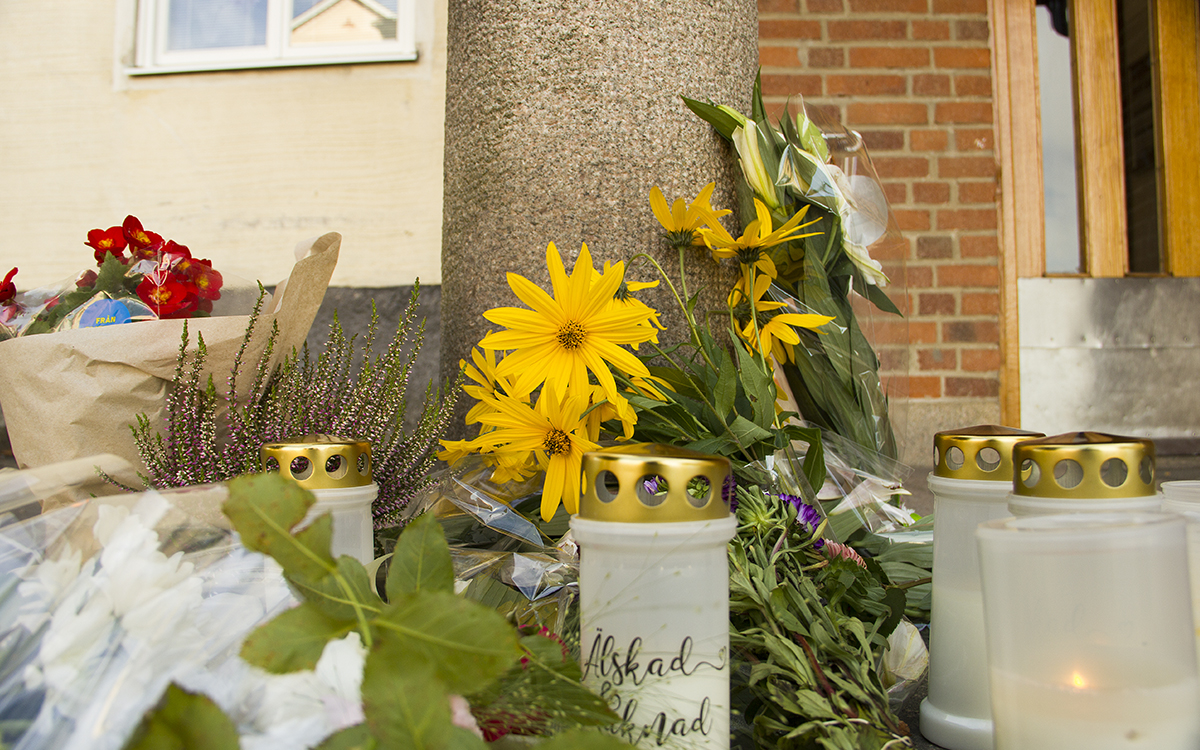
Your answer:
723;474;738;511
779;493;825;548
780;493;822;529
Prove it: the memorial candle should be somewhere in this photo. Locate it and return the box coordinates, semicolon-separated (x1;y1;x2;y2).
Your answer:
977;513;1200;750
920;425;1042;750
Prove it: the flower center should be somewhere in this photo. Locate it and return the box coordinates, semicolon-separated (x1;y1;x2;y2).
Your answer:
556;320;587;350
543;428;571;456
736;246;765;267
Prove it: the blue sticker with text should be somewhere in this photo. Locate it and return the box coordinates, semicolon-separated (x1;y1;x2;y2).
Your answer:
79;299;132;328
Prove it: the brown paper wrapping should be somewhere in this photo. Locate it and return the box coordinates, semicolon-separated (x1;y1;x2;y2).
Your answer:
0;233;341;486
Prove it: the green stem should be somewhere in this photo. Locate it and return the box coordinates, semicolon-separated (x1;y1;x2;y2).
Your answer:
627;252;718;373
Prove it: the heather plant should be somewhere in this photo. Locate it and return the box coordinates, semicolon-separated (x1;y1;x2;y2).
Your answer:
111;284;459;528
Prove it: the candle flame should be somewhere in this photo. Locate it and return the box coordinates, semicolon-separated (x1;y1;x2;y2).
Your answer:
1071;671;1087;689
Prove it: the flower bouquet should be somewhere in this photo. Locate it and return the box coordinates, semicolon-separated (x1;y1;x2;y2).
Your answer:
684;76;908;469
0;467;632;750
0;216;228;339
0;222;339;486
431;169;929;746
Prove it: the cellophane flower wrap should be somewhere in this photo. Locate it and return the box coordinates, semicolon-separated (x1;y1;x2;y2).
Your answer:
685;77;910;473
0;480;361;750
1;216;231;339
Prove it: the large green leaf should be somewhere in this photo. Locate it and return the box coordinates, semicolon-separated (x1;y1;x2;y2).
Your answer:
240;601;353;673
223;473;334;582
123;684;240;750
734;344;776;428
728;415;774;446
713;349;737;421
361;662;450;750
372;590;519;695
290;556;383;622
386;512;455;600
314;724;376;750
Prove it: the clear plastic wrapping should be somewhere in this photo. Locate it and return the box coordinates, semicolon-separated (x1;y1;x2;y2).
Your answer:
0;476;389;750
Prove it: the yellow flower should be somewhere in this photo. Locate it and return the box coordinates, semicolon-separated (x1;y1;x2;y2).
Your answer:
472;389;598;521
729;272;834;364
592;260;665;348
461;345;523;425
649;183;731;245
581;383;634;442
481;242;655;415
698;199;821;278
437;438;476;466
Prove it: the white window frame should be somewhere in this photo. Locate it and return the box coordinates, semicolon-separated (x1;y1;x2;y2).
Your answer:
130;0;417;76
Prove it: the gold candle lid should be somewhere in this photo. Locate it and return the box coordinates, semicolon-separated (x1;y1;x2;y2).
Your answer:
1012;432;1155;498
580;443;731;523
261;434;373;490
934;425;1045;481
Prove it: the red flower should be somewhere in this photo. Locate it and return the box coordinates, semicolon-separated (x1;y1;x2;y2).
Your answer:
76;269;98;288
137;273;197;318
0;268;17;305
123;216;164;260
86;226;127;264
189;263;223;301
161;240;191;262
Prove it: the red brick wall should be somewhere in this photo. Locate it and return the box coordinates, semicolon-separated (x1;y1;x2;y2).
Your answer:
758;0;1001;406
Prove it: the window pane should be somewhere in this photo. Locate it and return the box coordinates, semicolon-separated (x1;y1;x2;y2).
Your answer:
1037;4;1083;274
1117;0;1162;273
291;0;398;45
168;0;268;50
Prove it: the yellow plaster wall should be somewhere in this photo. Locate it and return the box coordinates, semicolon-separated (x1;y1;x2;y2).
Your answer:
0;0;447;290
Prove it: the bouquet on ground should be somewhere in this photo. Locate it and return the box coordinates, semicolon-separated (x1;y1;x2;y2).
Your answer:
0;471;630;750
1;215;225;339
434;177;929;747
685;76;907;466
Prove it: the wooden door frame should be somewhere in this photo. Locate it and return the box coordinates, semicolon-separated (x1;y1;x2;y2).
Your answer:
989;0;1200;427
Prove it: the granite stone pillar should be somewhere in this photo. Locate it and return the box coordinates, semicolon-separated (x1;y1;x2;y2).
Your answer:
440;0;758;421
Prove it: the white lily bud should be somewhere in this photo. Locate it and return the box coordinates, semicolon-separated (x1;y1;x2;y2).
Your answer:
732;121;781;209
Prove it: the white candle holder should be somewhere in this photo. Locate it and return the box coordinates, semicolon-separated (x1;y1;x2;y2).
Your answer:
977;512;1200;750
262;434;377;563
1160;480;1200;677
920;425;1042;750
1007;432;1158;516
572;444;736;750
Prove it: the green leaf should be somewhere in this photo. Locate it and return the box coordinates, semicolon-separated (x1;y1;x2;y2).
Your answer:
680;96;741;140
879;587;907;640
314;724;376;750
240;601;352;673
684;435;736;455
373;590;519;695
713;349;737;421
361;662;450;750
123;684;240;750
387;512;455;600
223;474;335;582
290;555;383;622
733;344;776;427
728;415;773;446
445;727;489;750
94;252;133;296
860;277;902;316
